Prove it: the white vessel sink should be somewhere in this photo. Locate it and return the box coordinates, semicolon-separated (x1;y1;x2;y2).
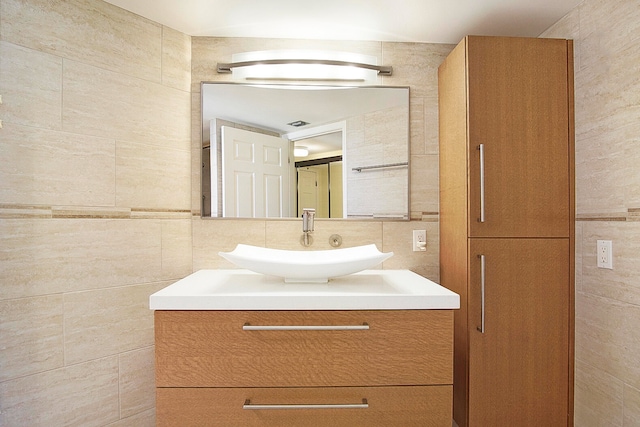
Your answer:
218;244;393;283
149;269;460;310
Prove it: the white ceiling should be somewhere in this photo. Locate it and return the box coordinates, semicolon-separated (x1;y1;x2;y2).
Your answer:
102;0;581;44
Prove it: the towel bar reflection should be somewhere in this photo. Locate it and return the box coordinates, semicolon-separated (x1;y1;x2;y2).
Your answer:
352;162;408;172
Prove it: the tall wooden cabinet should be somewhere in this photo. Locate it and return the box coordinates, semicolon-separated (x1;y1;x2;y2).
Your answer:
438;36;575;426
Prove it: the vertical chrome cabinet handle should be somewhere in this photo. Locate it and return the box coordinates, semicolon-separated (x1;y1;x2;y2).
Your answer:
477;254;486;333
478;144;485;223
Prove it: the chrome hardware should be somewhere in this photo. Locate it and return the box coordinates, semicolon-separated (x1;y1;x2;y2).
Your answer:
217;58;392;76
243;398;369;410
329;234;343;247
301;208;316;247
478;144;485;223
477;254;486;333
302;208;315;232
243;323;369;331
351;161;408;172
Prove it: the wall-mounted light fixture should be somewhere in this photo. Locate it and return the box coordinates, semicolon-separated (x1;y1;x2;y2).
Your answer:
294;146;309;157
217;50;392;82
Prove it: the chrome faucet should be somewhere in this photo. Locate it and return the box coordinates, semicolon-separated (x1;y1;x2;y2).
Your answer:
301;208;315;246
302;208;315;233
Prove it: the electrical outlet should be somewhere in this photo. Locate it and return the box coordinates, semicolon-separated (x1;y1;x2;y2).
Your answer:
597;240;613;269
413;230;426;252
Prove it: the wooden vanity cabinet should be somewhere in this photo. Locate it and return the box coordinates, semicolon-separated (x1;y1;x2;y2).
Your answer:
438;36;575;426
155;309;454;426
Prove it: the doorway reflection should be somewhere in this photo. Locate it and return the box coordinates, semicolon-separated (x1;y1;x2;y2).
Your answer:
296;156;343;218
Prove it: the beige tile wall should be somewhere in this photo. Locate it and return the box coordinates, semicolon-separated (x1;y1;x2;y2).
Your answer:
1;1;447;424
10;0;637;425
191;37;449;281
0;0;191;426
542;0;640;424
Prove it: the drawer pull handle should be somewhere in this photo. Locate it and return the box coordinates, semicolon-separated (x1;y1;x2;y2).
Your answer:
243;398;369;410
242;323;369;331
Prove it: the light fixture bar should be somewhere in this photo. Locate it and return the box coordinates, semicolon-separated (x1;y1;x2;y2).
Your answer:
245;77;366;82
217;59;392;76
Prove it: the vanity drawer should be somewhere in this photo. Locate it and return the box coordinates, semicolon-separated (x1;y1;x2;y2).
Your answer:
155;310;453;387
156;385;453;427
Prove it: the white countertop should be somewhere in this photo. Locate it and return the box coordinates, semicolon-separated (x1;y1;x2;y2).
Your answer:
150;269;460;310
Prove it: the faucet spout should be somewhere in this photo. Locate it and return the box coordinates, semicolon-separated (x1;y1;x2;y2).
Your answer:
302;208;315;233
301;208;316;247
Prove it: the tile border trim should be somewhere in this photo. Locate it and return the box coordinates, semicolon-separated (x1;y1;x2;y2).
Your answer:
0;204;191;220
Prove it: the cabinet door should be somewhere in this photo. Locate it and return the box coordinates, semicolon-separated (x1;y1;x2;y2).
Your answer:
468;238;569;426
467;37;571;238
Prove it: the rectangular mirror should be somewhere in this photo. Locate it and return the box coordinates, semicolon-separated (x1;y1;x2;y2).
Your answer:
202;83;410;219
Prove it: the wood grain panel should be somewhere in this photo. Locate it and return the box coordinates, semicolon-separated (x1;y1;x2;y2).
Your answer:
438;36;574;427
466;36;571;238
468;238;570;426
155;310;453;387
437;38;471;426
567;39;576;427
157;385;452;427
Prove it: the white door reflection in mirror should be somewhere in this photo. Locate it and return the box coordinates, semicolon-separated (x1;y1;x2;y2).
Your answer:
221;126;290;217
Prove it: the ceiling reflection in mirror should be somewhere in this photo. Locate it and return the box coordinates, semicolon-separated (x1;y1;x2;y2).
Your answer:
202;83;409;220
